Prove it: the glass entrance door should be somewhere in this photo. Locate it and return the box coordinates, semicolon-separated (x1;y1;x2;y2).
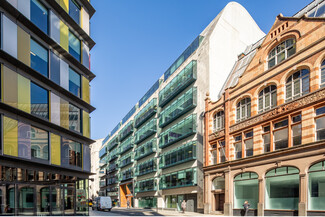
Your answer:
177;195;184;211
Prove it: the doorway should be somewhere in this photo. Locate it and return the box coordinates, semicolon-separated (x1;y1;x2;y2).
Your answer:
214;194;224;211
177;195;184;211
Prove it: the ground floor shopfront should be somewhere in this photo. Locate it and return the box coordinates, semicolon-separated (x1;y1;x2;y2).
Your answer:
119;182;133;208
204;142;325;216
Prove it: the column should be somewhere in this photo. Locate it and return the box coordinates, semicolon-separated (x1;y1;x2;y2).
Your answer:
257;178;264;216
298;173;307;216
224;169;232;216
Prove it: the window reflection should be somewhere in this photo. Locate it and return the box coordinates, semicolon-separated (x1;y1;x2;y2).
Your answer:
30;39;48;77
31;0;48;34
69;31;81;61
31;126;49;161
69;68;81;97
69;104;81;133
31;82;49;120
69;0;80;25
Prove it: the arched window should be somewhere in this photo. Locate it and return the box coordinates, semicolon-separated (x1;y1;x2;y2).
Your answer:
285;69;310;102
321;60;325;87
213;111;224;132
265;167;299;210
268;38;296;68
234;172;259;209
308;161;325;211
212;177;225;190
236;98;251;122
258;85;277;113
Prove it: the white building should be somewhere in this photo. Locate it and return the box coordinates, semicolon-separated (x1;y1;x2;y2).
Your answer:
90;138;104;199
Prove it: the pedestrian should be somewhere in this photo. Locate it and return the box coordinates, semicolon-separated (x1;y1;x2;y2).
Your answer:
243;200;250;216
181;200;186;213
127;199;130;209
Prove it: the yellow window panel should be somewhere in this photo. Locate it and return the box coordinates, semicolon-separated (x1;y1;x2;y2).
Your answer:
17;26;31;66
3;116;18;157
82;111;90;138
51;133;61;165
60;20;69;51
3;66;18;108
18;74;31;113
82;76;90;104
60;0;69;13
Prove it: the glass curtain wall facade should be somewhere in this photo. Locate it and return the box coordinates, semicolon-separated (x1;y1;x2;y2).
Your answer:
1;0;95;215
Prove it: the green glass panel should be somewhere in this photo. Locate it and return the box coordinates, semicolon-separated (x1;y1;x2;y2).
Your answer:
234;179;258;209
309;161;324;172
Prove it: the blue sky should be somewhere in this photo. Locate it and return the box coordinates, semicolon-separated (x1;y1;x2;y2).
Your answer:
90;0;311;140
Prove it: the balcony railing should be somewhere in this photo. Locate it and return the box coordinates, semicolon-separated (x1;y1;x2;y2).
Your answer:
135;159;157;176
159;114;196;149
107;148;119;162
159;167;197;190
118;136;134;155
118;168;134;181
134;138;157;160
107;176;118;185
119;121;134;142
159;141;196;169
108;162;118;173
134;118;157;144
135;178;157;193
159;87;197;128
159;60;197;107
107;136;119;151
134;98;157;128
118;152;134;168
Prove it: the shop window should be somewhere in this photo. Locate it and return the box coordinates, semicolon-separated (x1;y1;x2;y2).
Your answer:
69;31;81;61
31;126;49;161
69;68;81;97
69;0;80;25
31;0;48;34
213;111;224;132
69;103;81;133
31;82;49;120
30;39;48;77
236;98;251;122
308;161;325;211
273;119;288;150
234;135;242;160
321;60;325;87
18;187;35;215
263;125;271;153
234;172;258;209
316;106;325;141
286;69;310;102
268;39;296;69
258;85;277;113
244;131;253;157
265;167;299;210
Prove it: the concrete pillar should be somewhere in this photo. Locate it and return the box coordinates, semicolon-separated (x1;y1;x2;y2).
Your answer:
257;178;264;216
298;173;307;216
204;174;211;214
224;169;232;216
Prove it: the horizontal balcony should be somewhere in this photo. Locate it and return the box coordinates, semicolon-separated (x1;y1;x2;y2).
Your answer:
134;138;157;160
159;114;196;149
159;87;197;128
159;168;197;190
107;178;118;185
119;121;134;142
118;152;134;168
134;98;157;128
118;136;134;155
134;159;157;177
107;136;119;151
108;163;118;173
159;141;197;169
118;168;134;182
99;146;107;158
134;118;157;144
135;179;157;193
107;148;119;162
159;60;197;108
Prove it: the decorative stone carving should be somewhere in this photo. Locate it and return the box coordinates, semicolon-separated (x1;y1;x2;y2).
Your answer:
209;129;225;141
230;89;325;133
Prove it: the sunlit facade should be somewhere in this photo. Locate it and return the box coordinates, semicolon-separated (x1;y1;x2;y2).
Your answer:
0;0;95;215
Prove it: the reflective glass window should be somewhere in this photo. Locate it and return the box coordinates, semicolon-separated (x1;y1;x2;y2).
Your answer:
50;51;60;85
31;0;48;34
31;39;48;77
69;104;81;133
31;82;49;120
69;68;81;97
69;0;80;25
69;31;81;61
31;126;49;161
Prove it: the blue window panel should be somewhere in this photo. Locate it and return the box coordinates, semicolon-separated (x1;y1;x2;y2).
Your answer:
31;39;48;77
69;0;80;25
69;68;81;97
31;82;49;120
50;11;60;44
69;31;81;61
30;0;48;34
50;51;60;85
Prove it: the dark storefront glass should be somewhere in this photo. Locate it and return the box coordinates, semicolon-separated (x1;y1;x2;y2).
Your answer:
0;184;15;216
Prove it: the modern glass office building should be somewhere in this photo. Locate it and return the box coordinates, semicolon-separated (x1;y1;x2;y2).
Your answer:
0;0;95;215
99;2;265;213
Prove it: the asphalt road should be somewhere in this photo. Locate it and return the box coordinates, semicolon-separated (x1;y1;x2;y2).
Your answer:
89;208;164;216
